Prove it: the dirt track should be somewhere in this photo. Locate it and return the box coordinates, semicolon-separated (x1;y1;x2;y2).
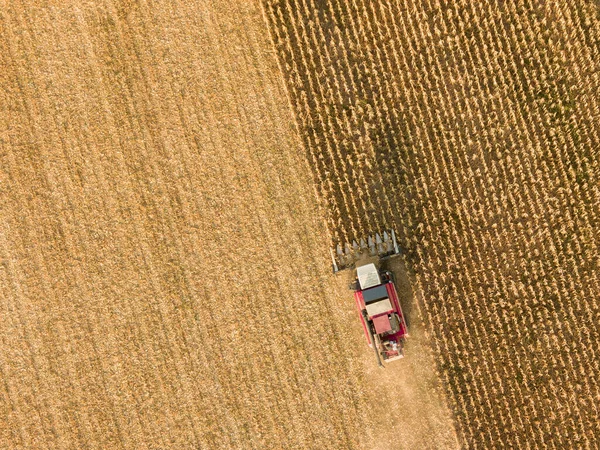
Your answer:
0;1;456;448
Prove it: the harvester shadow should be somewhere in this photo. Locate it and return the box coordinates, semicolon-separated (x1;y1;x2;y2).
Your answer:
384;256;414;330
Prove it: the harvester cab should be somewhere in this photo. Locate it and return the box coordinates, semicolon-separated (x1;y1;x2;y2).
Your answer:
331;230;408;367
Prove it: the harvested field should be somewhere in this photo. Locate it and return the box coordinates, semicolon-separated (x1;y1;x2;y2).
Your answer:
264;0;600;448
0;1;456;449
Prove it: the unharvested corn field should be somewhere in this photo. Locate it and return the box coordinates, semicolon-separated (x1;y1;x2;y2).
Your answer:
264;0;600;448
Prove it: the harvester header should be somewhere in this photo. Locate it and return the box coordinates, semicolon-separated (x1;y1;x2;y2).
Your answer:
330;230;400;273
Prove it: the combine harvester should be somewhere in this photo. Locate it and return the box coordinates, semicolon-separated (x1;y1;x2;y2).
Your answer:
331;231;408;367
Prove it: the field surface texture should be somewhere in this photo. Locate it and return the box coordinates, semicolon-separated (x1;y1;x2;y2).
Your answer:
0;1;456;449
264;0;600;448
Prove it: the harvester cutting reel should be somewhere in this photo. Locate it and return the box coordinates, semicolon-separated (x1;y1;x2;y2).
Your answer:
330;230;400;273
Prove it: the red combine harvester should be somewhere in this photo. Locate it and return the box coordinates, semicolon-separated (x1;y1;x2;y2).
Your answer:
353;263;408;366
330;230;408;366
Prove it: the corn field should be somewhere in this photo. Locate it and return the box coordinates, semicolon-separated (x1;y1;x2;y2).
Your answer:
0;1;457;448
263;0;600;447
